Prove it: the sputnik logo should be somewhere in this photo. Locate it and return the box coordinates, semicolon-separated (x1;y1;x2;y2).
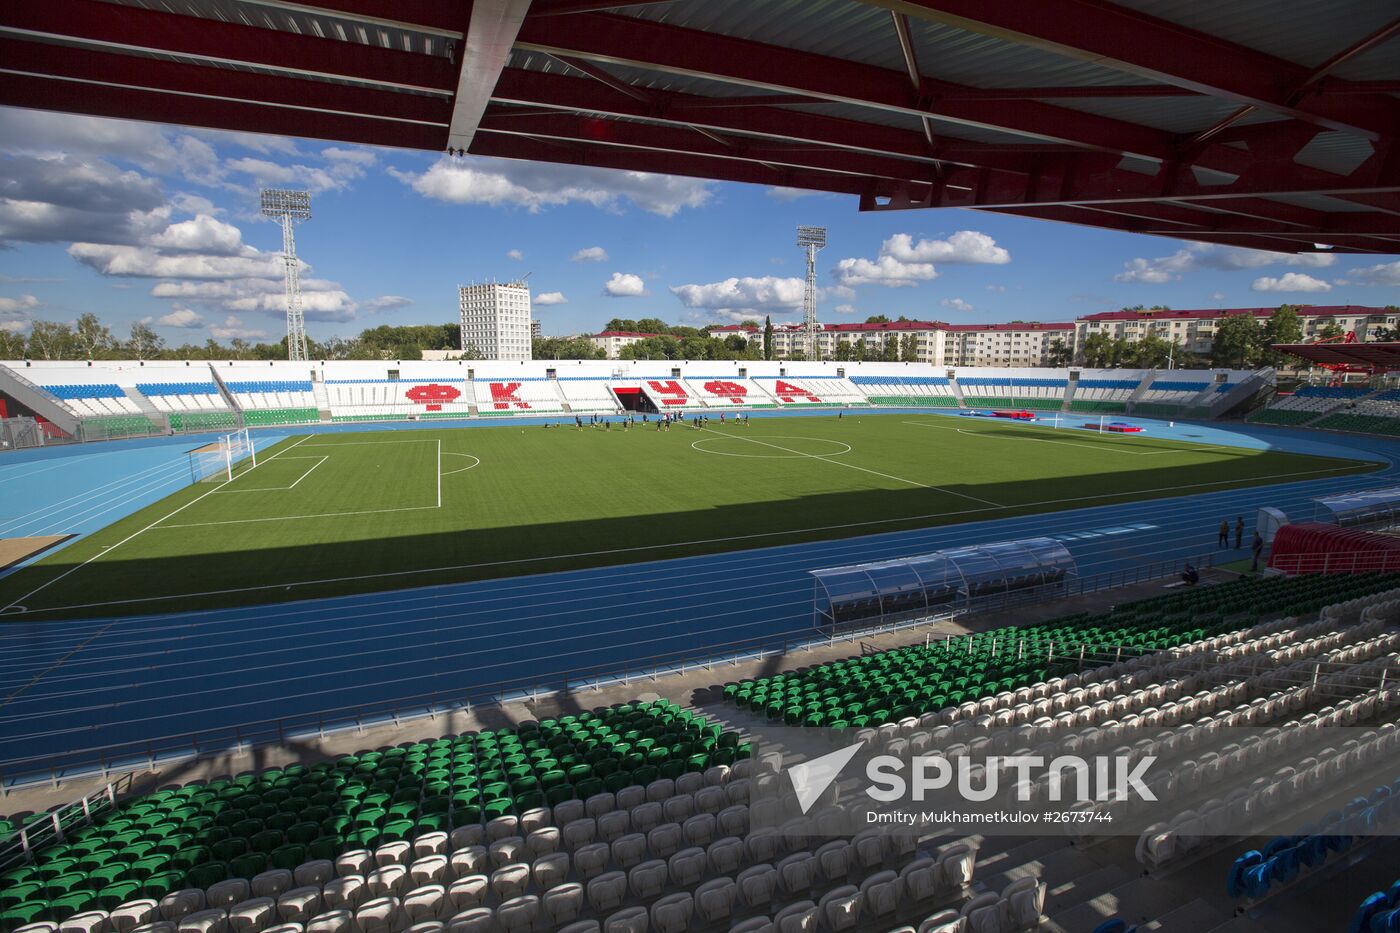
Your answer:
787;743;864;814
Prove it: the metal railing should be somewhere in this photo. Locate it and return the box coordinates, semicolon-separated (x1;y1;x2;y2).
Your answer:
1270;551;1400;575
0;777;128;872
0;553;1213;791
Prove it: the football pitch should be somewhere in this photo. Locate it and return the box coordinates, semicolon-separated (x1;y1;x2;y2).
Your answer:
0;414;1381;618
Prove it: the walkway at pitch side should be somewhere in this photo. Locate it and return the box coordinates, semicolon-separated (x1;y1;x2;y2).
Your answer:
0;414;1396;778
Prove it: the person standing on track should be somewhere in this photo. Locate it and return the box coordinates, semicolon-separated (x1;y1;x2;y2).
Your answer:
1218;519;1229;548
1235;516;1245;549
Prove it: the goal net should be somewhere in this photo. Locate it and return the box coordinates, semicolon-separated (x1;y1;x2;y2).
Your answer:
190;428;257;483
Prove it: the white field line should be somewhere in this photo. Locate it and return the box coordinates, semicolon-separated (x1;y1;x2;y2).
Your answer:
1;436;311;613
438;453;480;476
902;418;1226;457
294;440;439;447
699;426;1001;507
4;454;1381;617
159;440;444;526
212;456;328;493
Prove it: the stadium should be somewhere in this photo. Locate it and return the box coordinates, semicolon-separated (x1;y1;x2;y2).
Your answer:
4;3;1400;933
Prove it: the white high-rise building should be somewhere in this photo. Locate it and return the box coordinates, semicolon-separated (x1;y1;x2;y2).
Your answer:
458;281;532;360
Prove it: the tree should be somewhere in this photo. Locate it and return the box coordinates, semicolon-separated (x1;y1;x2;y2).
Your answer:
73;313;115;359
1315;321;1346;341
1047;337;1072;367
853;336;868;362
1129;332;1174;368
1080;332;1113;367
864;314;891;324
26;321;76;360
762;315;773;361
0;328;26;359
901;334;919;362
533;336;606;359
1259;305;1303;367
127;322;164;359
1211;313;1261;368
833;340;852;362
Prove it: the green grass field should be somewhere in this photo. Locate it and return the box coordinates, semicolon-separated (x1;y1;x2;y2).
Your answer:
0;414;1380;618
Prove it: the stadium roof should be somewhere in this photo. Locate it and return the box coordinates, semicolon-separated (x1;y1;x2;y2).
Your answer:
4;1;1400;253
1273;341;1400;371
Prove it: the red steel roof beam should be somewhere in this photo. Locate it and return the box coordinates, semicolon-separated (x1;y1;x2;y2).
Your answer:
0;37;451;127
861;0;1400;140
512;11;1253;174
0;0;457;94
0;71;445;149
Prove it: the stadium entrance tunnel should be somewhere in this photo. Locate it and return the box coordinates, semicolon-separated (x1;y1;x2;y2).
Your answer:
611;386;655;413
811;536;1076;635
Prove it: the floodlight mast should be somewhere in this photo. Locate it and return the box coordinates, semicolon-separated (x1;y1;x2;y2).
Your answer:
260;189;312;362
796;226;826;360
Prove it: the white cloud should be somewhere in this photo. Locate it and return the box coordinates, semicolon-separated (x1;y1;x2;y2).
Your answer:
0;320;26;334
225;156;365;194
534;291;568;305
1115;243;1337;283
985;284;1006;293
0;294;39;313
832;255;936;288
148;215;245;255
572;246;609;262
671;276;808;313
604;272;648;297
833;303;858;314
1211;291;1226;302
765;186;830;201
68;242;284;280
156;307;203;328
1252;272;1332;293
321;146;376;166
830;230;1008;290
391;156;712;217
1348;260;1400;286
507;249;524;261
362;295;413;313
209;315;269;340
884;231;1010;265
941;297;974;312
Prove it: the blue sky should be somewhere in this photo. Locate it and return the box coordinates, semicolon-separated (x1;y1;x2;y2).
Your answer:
0;104;1397;344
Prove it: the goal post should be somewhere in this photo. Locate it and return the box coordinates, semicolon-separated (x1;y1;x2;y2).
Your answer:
189;428;257;483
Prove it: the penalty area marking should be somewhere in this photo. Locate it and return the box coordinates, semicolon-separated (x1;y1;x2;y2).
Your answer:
439;452;481;476
691;435;851;460
903;419;1221;457
697;426;1000;507
213;456;328;493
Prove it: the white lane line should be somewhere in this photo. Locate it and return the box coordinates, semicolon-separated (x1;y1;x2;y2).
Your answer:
437;439;442;508
699;426;1001;507
1;435;310;613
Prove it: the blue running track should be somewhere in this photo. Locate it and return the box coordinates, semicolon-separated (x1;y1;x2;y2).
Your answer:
0;413;1396;779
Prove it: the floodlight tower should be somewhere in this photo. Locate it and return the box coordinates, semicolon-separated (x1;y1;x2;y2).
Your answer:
260;188;312;362
796;225;827;360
